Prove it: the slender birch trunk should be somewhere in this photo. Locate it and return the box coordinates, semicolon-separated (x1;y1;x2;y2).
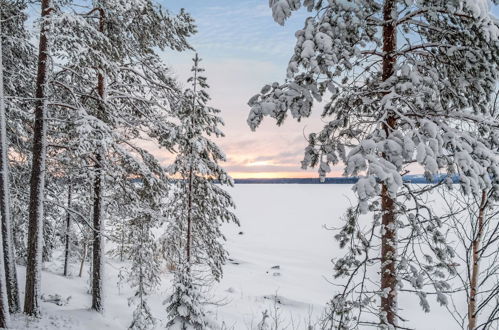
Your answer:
0;14;12;328
380;0;398;327
24;0;51;317
63;180;72;277
468;190;487;330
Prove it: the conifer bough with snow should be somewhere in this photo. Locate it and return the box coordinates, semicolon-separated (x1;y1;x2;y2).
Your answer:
248;0;499;328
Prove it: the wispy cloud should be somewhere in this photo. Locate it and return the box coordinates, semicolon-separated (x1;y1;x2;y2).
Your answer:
166;0;306;61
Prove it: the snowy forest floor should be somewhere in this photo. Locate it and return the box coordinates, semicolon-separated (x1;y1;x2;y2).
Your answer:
11;185;463;329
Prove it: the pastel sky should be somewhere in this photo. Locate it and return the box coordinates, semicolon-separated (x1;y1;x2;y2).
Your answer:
157;0;334;179
156;1;498;179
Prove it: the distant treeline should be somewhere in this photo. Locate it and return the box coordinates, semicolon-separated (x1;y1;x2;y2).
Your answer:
234;174;461;184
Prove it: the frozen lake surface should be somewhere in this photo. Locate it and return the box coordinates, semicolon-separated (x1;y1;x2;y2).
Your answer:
13;184;463;329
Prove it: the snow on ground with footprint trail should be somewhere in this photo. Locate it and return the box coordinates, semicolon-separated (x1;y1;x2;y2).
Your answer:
12;184;458;329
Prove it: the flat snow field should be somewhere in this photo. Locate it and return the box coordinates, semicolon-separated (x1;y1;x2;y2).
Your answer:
12;184;460;329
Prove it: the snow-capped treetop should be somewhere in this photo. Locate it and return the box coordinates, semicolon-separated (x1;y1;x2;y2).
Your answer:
169;54;232;185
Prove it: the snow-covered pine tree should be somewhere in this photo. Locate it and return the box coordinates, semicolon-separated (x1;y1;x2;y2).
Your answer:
81;1;194;312
248;1;499;328
32;0;195;312
164;54;239;329
0;0;34;313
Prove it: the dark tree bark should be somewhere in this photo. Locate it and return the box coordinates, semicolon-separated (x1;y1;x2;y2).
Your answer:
24;0;51;317
0;14;12;328
63;180;72;277
0;8;19;314
468;190;487;330
380;0;398;327
91;8;106;312
91;152;103;311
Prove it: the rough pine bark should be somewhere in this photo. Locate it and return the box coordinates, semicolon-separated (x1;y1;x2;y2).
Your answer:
24;0;51;317
0;15;12;328
0;10;19;314
63;181;72;277
468;190;487;330
91;8;106;312
380;0;398;327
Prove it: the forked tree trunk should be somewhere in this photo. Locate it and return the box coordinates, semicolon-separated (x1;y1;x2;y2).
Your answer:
0;10;19;314
468;190;487;330
380;0;398;327
91;8;106;312
63;181;72;277
24;0;51;317
0;15;12;328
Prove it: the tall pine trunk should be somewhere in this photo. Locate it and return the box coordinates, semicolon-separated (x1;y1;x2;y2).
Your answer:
24;0;51;317
468;190;487;330
380;0;398;327
63;180;72;277
91;8;105;312
0;15;12;328
0;10;19;314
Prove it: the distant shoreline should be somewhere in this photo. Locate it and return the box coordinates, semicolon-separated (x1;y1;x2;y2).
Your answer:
234;175;459;184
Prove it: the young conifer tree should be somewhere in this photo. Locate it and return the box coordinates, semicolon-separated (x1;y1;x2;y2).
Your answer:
164;54;239;329
127;183;163;330
248;1;499;328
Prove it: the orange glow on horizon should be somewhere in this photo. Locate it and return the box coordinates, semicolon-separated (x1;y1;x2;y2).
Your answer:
229;171;344;179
